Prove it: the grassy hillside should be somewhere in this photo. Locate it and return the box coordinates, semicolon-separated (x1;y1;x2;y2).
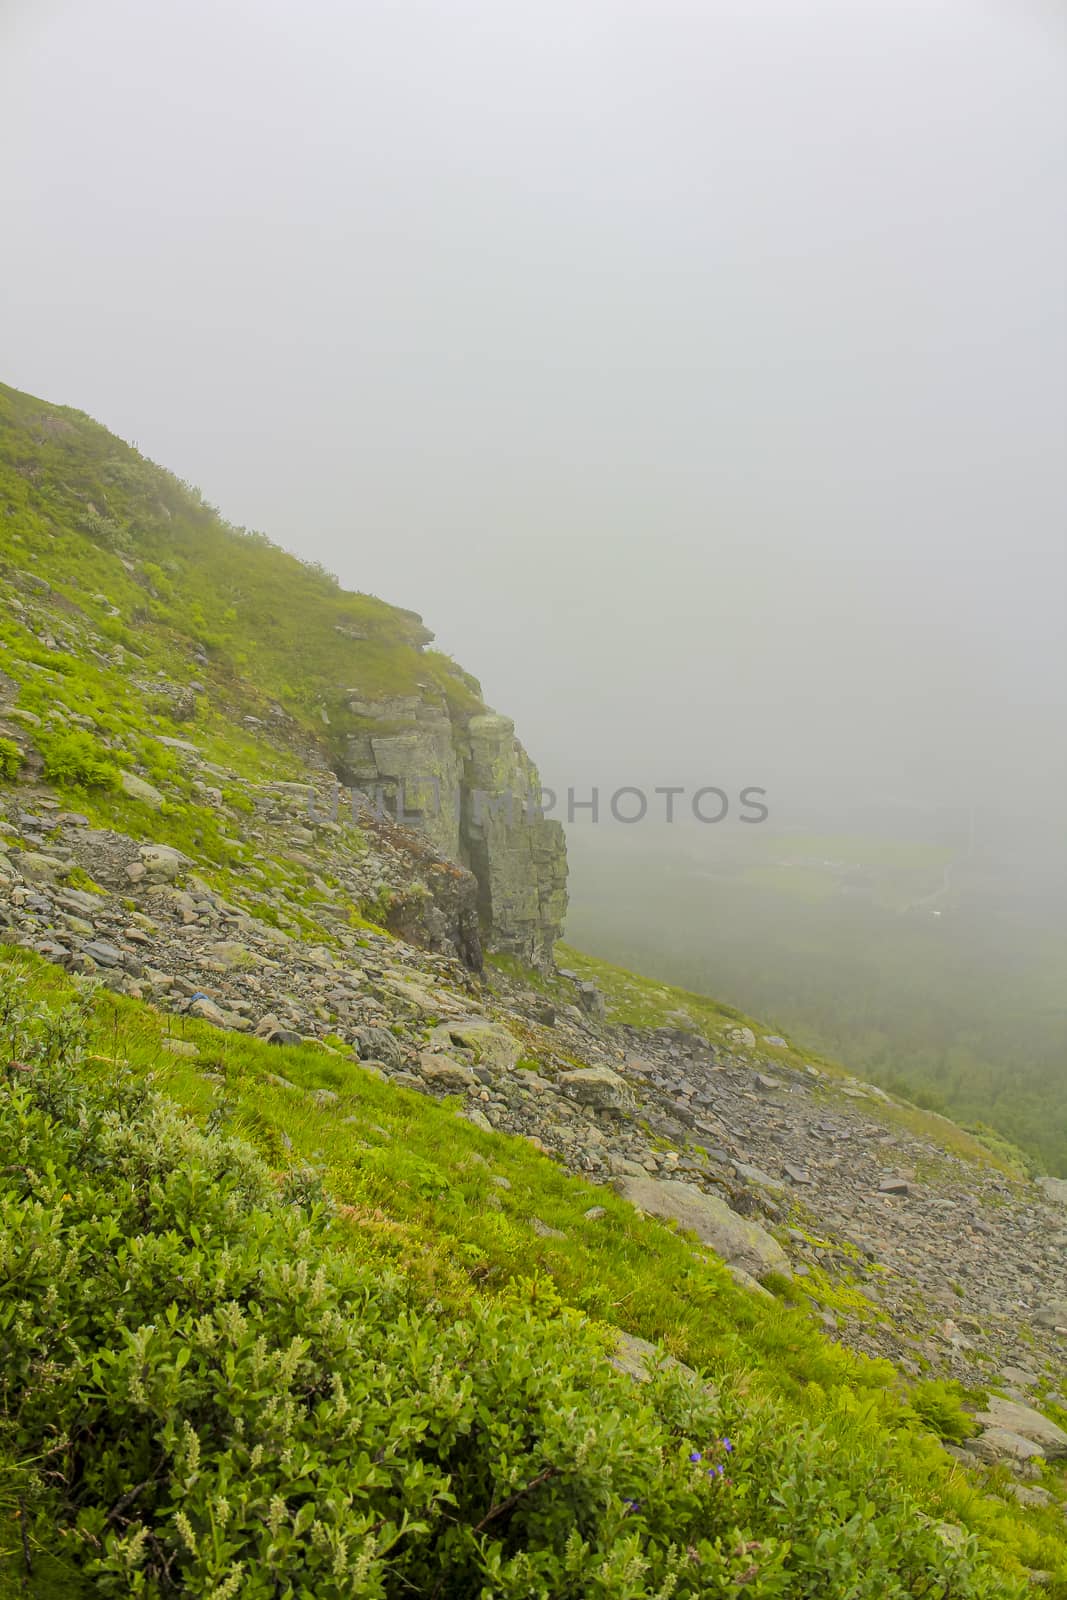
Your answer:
0;379;483;783
2;951;1065;1596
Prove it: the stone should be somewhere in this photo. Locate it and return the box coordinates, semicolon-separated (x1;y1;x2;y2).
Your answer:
576;982;606;1020
728;1027;756;1048
189;996;229;1027
430;1017;520;1072
527;1216;565;1239
733;1161;785;1195
584;1205;607;1221
418;1052;477;1090
138;844;184;882
999;1366;1038;1390
17;851;65;883
878;1178;911;1196
161;1038;199;1058
82;940;124;968
559;1065;630;1113
1005;1484;1052;1509
344;698;567;967
353;1026;405;1068
975;1399;1067;1460
607;1328;706;1388
119;771;165;808
968;1429;1047;1466
615;1174;792;1284
1038;1176;1067;1207
208;941;257;970
1033;1299;1067;1330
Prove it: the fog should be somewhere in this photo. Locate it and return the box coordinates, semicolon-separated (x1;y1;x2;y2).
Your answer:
2;0;1065;824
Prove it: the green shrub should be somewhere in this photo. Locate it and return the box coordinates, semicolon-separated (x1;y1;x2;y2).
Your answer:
38;729;120;791
0;977;1033;1597
0;738;21;782
907;1379;982;1443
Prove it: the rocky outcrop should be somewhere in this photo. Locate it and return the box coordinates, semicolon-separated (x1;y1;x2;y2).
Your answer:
341;693;567;968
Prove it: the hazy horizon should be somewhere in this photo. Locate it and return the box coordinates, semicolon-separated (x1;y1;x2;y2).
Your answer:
3;0;1065;826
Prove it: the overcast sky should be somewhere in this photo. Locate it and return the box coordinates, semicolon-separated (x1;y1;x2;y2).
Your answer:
2;0;1065;823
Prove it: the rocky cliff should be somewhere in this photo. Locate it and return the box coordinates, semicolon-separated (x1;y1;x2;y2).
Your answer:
340;692;567;968
0;378;568;970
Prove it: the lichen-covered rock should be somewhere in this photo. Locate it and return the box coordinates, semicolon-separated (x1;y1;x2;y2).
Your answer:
975;1398;1067;1460
418;1052;477;1090
120;771;165;808
429;1017;521;1072
138;844;184;882
560;1065;630;1113
614;1174;792;1285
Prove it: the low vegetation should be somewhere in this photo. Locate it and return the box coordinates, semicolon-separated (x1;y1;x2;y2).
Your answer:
1;954;1064;1595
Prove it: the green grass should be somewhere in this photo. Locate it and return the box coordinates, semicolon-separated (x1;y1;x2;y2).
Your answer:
0;946;1064;1595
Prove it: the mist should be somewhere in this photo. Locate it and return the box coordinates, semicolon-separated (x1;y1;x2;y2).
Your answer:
2;0;1064;832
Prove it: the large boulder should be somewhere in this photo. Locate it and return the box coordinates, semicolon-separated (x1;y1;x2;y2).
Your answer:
17;851;66;884
615;1174;791;1284
975;1398;1067;1461
1034;1299;1067;1331
559;1066;631;1113
429;1017;521;1072
1037;1176;1067;1208
969;1429;1047;1467
138;844;184;883
418;1052;477;1090
120;771;165;808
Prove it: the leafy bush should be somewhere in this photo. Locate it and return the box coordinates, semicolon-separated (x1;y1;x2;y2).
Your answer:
0;976;1032;1597
907;1380;982;1443
0;738;21;782
37;728;120;791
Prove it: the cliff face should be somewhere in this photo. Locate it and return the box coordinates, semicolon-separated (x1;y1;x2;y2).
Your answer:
340;692;568;968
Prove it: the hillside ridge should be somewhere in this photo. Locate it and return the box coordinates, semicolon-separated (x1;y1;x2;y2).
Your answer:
0;378;567;967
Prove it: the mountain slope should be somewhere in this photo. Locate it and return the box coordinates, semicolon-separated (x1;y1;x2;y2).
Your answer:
0;379;566;967
0;380;1065;1595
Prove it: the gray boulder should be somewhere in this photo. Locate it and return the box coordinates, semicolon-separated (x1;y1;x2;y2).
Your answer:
1033;1299;1067;1331
120;771;165;808
429;1017;520;1072
18;852;65;884
615;1174;792;1284
418;1052;477;1090
559;1065;631;1113
1038;1176;1067;1207
975;1398;1067;1461
138;844;184;883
